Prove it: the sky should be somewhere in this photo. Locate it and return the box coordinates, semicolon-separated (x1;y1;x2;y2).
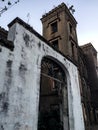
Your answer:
0;0;98;52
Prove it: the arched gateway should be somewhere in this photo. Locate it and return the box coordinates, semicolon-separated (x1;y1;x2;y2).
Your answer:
38;57;68;130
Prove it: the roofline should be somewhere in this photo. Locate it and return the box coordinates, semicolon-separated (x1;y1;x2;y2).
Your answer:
41;2;77;24
80;43;97;53
8;17;78;66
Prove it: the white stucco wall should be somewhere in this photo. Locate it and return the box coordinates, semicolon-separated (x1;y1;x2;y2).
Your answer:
0;21;85;130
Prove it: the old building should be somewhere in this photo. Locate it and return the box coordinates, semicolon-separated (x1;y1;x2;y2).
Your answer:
40;3;98;130
0;2;97;130
79;43;98;130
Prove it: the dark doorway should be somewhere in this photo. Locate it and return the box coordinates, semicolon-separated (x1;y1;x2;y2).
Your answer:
38;57;68;130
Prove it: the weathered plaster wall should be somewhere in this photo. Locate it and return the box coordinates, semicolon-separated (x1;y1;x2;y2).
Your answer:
0;22;85;130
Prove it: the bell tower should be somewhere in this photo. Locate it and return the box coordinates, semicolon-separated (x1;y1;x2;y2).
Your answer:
41;3;78;63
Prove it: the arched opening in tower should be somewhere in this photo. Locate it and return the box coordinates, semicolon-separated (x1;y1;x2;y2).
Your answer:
38;57;68;130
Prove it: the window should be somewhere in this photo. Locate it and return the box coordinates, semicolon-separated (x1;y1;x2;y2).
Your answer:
69;23;73;34
71;42;75;58
51;21;58;33
52;40;59;50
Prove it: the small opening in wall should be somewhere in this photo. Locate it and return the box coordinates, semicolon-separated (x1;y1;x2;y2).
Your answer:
51;40;59;50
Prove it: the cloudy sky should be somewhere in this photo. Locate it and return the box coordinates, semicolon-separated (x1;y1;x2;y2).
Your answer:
0;0;98;52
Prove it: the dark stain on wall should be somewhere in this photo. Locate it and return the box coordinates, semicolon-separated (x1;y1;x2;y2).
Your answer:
46;46;49;53
19;63;27;83
0;93;9;113
0;92;5;101
1;60;13;113
19;63;27;71
64;58;66;61
43;44;45;51
23;33;30;47
21;47;27;60
38;42;41;48
9;52;14;56
0;92;6;112
23;33;35;49
0;125;4;130
0;92;9;112
36;55;40;65
14;122;21;130
2;101;9;112
6;59;12;82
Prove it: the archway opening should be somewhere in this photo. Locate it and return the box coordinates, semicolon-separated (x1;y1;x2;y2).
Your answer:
38;57;68;130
